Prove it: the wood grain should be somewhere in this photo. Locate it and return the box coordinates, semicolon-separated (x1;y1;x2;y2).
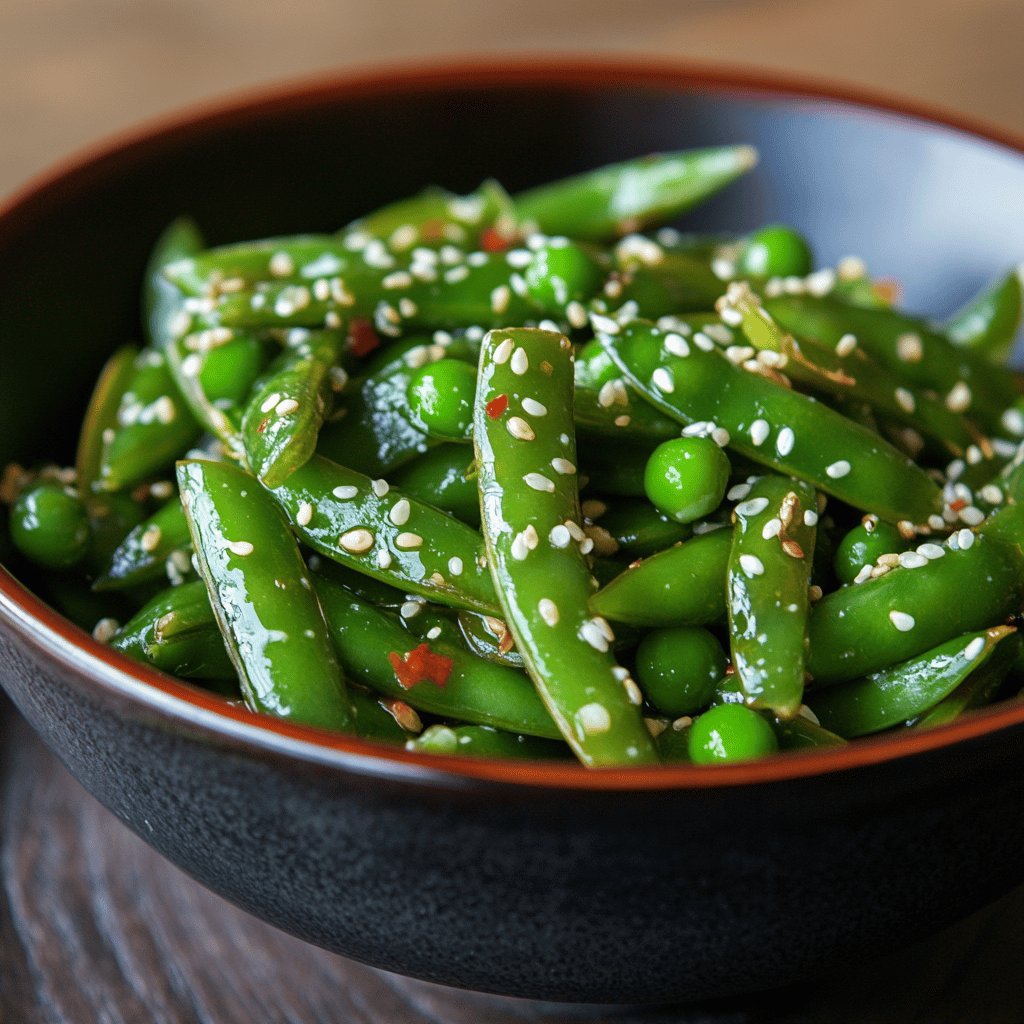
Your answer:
1;701;1023;1023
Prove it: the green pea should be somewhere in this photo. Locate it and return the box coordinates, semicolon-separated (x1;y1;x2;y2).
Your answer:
635;626;727;716
10;482;91;570
643;437;730;523
687;703;779;764
407;358;478;441
833;517;907;585
736;224;814;279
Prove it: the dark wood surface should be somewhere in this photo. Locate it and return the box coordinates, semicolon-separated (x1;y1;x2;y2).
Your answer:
1;701;1022;1024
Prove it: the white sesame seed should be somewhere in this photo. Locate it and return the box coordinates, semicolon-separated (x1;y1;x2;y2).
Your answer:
340;529;374;553
693;331;716;352
665;333;690;357
226;540;254;557
623;678;644;705
826;460;851;479
551;457;576;475
181;353;203;377
739;554;765;577
269;251;294;277
400;600;423;619
511;533;530;561
523;472;555;493
916;543;944;560
490;285;512;315
389;499;411;526
1001;408;1024;436
964;636;986;661
835;333;858;357
377;549;392;569
896;333;924;363
776;427;795;457
367;479;388;499
726;483;751;502
889;611;916;632
749;419;770;447
853;564;873;584
395;532;423;550
332;485;358;500
980;484;1004;505
614;415;631;427
506;416;536;441
946;381;972;413
579;622;610;653
597;380;618;409
711;427;730;447
538;598;560;626
736;497;770;517
275;398;300;416
805;268;836;297
590;313;620;335
898;551;928;569
398;297;418;318
510;348;530;376
153;397;176;424
382;270;414;290
579;537;595;555
837;255;867;280
549;524;571;548
577;702;612;734
448;556;463;576
139;525;163;553
522;397;547;417
652;367;675;393
762;517;782;540
296;502;314;527
894;387;916;414
957;528;976;549
804;510;819;527
92;617;120;643
704;322;735;345
492;337;514;364
566;300;588;329
959;505;985;526
966;445;983;465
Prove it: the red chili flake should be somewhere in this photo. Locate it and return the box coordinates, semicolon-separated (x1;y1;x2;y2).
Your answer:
874;278;902;305
486;394;509;419
949;498;968;512
349;318;381;358
256;418;268;434
480;227;511;253
388;644;454;690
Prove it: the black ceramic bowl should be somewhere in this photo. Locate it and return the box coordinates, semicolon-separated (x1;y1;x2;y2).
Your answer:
1;60;1023;1005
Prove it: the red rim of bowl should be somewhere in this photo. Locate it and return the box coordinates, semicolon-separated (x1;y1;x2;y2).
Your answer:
1;55;1023;792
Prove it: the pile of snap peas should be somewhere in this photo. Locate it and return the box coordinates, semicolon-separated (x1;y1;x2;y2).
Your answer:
5;144;1024;768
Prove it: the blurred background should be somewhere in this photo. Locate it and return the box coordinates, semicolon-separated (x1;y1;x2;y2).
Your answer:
2;0;1022;197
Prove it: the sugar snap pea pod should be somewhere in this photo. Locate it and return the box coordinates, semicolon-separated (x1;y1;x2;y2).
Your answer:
609;246;729;318
728;476;817;718
724;285;979;458
511;146;758;241
807;503;1024;684
75;347;139;493
407;724;569;760
770;713;847;750
809;626;1016;737
177;458;354;730
589;528;731;626
94;497;192;591
145;217;205;346
599;318;943;525
241;328;345;487
583;496;692;559
270;454;498;615
390;445;480;526
313;576;560;739
475;326;659;766
457;611;525;669
573;339;678;441
111;579;235;680
945;268;1023;362
344;179;515;251
763;295;1016;434
98;349;200;491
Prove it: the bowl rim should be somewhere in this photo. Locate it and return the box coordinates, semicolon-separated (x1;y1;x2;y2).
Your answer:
2;55;1023;793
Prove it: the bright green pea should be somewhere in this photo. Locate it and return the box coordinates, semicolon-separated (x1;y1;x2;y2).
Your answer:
643;437;730;523
736;224;814;279
687;703;779;764
833;518;906;585
10;482;91;570
635;626;727;717
407;358;478;441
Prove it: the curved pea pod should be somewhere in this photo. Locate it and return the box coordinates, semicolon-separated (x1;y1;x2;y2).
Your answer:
94;497;192;591
474;326;659;766
589;528;731;626
582;496;692;559
599;318;943;526
945;268;1023;363
809;626;1016;738
111;579;235;680
725;286;980;458
145;217;205;346
344;179;515;252
763;294;1016;435
391;445;480;527
269;454;498;615
97;348;201;491
457;611;525;669
573;339;679;441
807;503;1024;684
511;146;758;241
75;347;140;493
177;458;354;731
729;476;817;718
241;328;344;487
609;246;729;318
771;713;846;750
407;724;570;760
313;577;560;739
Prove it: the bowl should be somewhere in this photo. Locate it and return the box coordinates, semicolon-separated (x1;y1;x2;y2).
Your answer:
1;59;1023;1005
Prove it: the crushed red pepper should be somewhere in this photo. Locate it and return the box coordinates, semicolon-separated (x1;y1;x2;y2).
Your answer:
480;227;511;253
349;318;381;358
388;643;454;689
486;394;509;419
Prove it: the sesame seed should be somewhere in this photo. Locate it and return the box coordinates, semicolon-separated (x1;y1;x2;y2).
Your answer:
749;419;770;447
398;297;418;318
181;353;203;377
507;416;536;441
652;367;675;393
665;333;690;357
964;636;986;661
511;533;530;561
853;564;873;584
980;484;1004;505
762;517;782;540
711;427;730;447
510;348;530;375
877;553;901;567
736;497;770;517
382;270;413;290
579;622;610;653
957;528;976;549
726;483;751;502
371;478;390;498
835;333;858;357
140;525;162;553
400;600;423;619
389;499;411;526
226;540;254;556
332;485;358;499
776;427;795;457
566;301;588;328
946;381;972;413
966;445;983;465
826;460;851;479
340;529;374;553
522;397;547;417
490;285;512;315
492;337;514;364
92;617;120;643
551;457;576;475
443;266;469;284
928;514;947;531
275;398;300;416
448;556;464;576
959;505;985;526
693;331;716;352
269;251;295;277
377;549;392;569
597;380;618;408
804;509;819;527
896;333;924;363
577;702;611;734
898;551;928;569
916;543;945;560
739;554;765;577
590;312;620;335
538;598;560;626
395;532;423;550
549;524;571;548
523;472;555;493
296;502;314;527
579;537;595;555
889;611;916;632
425;626;443;641
614;414;631;427
895;387;916;413
1001;408;1024;436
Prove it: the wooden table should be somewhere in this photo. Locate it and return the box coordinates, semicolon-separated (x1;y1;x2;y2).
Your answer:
1;700;1023;1023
